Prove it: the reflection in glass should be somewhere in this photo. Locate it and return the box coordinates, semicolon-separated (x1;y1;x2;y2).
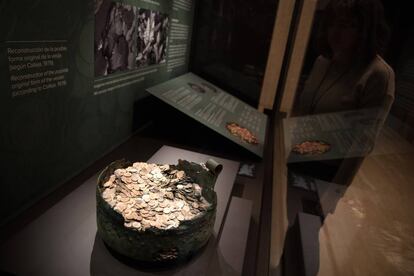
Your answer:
281;1;414;275
290;0;394;186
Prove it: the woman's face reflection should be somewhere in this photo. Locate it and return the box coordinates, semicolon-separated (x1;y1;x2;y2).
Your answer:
328;14;359;60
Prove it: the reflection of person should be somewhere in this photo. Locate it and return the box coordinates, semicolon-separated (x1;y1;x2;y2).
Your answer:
187;82;206;93
296;0;394;117
291;0;395;185
284;2;396;268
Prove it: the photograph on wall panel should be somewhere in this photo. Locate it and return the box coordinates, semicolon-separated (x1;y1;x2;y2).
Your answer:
94;0;169;77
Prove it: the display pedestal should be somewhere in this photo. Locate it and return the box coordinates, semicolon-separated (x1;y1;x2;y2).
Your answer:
0;146;252;276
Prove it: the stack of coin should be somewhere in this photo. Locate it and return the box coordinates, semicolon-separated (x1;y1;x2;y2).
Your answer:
101;162;211;231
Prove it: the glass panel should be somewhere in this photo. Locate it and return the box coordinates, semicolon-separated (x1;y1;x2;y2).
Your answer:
190;0;278;107
284;0;414;274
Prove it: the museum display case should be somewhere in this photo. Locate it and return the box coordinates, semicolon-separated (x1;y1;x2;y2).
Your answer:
0;0;278;275
1;0;414;275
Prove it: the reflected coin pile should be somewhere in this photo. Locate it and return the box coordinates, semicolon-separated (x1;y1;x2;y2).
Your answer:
292;140;331;155
102;162;211;231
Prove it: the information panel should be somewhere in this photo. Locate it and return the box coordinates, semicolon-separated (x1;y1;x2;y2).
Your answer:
147;73;268;157
6;41;69;98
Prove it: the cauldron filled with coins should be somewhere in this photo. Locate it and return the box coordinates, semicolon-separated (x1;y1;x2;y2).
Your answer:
96;158;222;264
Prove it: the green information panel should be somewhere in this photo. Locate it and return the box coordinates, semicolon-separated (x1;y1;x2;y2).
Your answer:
147;73;268;157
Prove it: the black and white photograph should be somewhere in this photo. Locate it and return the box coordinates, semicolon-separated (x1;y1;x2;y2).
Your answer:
94;0;169;77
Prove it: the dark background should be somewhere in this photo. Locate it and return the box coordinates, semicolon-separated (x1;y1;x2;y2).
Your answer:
190;0;278;107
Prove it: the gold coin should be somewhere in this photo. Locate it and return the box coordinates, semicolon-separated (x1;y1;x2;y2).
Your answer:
115;202;127;212
148;200;158;208
103;181;112;188
142;194;151;202
124;212;135;220
120;197;129;203
132;221;141;228
127;168;138;173
124;172;132;177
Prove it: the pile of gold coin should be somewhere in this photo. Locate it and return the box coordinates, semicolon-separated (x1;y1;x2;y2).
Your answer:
101;162;211;231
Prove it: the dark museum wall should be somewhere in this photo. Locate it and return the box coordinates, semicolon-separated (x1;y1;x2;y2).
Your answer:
190;0;277;107
0;0;194;225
